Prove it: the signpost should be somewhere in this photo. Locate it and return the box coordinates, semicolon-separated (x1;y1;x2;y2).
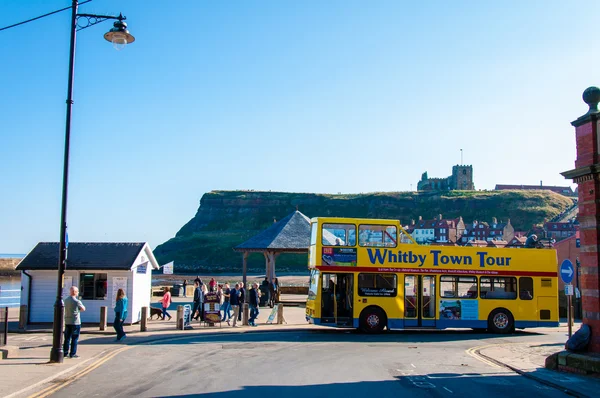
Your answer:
266;304;280;324
162;261;174;275
183;304;192;329
560;259;575;337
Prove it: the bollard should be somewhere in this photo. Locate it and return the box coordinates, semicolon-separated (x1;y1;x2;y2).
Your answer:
140;307;148;332
176;305;184;330
18;305;28;330
277;304;284;324
242;303;249;326
99;306;107;331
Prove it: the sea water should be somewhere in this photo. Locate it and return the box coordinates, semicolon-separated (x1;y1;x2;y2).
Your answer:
0;276;21;308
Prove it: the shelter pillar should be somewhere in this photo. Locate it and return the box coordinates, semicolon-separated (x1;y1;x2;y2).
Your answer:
242;252;248;288
561;87;600;353
263;251;277;282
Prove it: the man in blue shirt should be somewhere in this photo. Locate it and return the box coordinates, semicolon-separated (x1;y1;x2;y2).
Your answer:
64;286;86;358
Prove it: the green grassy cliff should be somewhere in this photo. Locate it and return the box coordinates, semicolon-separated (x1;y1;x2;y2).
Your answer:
153;190;573;273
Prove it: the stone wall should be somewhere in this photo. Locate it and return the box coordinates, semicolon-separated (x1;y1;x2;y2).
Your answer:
0;258;20;274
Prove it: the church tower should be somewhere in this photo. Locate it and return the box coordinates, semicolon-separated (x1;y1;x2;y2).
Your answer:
450;165;474;190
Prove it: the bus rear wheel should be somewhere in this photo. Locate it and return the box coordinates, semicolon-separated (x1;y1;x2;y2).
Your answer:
488;308;514;334
359;307;387;334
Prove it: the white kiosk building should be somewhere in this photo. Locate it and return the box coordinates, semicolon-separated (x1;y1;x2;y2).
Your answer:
17;242;160;324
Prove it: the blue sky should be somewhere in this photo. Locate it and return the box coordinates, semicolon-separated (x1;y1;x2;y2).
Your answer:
1;0;598;254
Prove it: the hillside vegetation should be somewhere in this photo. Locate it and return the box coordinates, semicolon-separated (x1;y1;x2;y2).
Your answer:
153;190;573;273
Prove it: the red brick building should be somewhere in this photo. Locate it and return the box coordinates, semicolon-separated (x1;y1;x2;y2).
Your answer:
561;86;600;353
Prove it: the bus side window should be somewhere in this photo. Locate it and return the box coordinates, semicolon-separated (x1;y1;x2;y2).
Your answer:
519;277;534;300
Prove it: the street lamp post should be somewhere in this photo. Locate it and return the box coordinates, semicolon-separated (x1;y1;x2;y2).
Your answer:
50;0;135;364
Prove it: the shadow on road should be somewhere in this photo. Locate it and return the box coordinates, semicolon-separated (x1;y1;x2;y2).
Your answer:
155;371;567;398
79;328;544;347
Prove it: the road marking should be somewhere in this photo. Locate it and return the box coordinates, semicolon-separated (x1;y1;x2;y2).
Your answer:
443;387;453;393
26;346;132;398
465;345;504;369
3;353;105;398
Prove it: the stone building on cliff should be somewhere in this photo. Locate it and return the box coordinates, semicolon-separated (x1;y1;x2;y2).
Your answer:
417;165;474;191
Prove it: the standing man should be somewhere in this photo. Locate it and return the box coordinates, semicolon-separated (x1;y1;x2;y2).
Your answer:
64;286;85;358
230;283;240;327
192;280;202;321
248;283;260;326
221;283;232;324
237;282;245;322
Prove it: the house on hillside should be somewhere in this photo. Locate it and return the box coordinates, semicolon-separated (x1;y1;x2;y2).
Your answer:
460;218;514;244
464;240;488;247
544;221;579;241
405;215;465;244
506;236;527;248
17;242;159;325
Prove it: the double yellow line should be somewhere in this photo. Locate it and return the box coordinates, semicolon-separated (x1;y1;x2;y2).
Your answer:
465;344;505;369
27;346;132;398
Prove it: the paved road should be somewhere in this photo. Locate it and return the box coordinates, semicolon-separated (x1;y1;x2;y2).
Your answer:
52;329;571;397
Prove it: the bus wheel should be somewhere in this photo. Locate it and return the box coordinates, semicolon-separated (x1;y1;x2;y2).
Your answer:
360;307;386;334
488;309;514;334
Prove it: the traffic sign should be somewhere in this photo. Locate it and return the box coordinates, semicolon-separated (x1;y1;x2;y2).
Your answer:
565;284;574;296
560;259;574;284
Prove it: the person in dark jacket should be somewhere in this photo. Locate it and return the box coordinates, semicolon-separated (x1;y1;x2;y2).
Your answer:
248;283;260;326
237;282;245;322
192;281;203;321
230;284;240;327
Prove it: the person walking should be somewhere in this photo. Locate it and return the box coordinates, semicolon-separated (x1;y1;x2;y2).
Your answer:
248;283;260;326
113;288;128;342
63;286;85;358
161;287;172;321
182;279;188;298
209;277;217;292
221;283;232;325
237;282;245;322
200;283;208;321
230;283;240;327
273;277;279;304
192;280;203;321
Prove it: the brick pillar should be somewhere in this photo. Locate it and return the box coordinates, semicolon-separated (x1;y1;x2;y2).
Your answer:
561;86;600;353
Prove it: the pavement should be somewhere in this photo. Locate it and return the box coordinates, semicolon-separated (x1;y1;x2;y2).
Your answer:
2;299;600;398
473;336;600;397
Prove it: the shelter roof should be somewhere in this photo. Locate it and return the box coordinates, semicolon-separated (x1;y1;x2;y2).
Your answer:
16;242;155;271
234;211;310;252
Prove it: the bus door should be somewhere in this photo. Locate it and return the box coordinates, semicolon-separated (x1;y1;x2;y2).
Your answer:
321;273;353;327
403;275;436;327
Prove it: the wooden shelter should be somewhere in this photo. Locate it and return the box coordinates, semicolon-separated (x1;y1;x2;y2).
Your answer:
234;210;310;285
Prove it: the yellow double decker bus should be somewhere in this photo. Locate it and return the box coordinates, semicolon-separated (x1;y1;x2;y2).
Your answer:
305;217;559;333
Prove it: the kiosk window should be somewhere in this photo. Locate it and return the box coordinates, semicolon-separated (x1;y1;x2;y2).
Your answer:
519;277;534;300
480;277;517;299
79;273;108;300
440;276;478;298
322;223;356;246
358;273;397;297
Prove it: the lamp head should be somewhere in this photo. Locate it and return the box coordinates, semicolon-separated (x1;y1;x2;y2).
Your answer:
104;15;135;50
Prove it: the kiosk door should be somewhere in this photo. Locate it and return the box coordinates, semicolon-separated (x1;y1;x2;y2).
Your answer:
321;273;353;327
404;275;436;328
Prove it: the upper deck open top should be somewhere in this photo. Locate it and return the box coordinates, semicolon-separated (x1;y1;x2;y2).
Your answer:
309;217;558;277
